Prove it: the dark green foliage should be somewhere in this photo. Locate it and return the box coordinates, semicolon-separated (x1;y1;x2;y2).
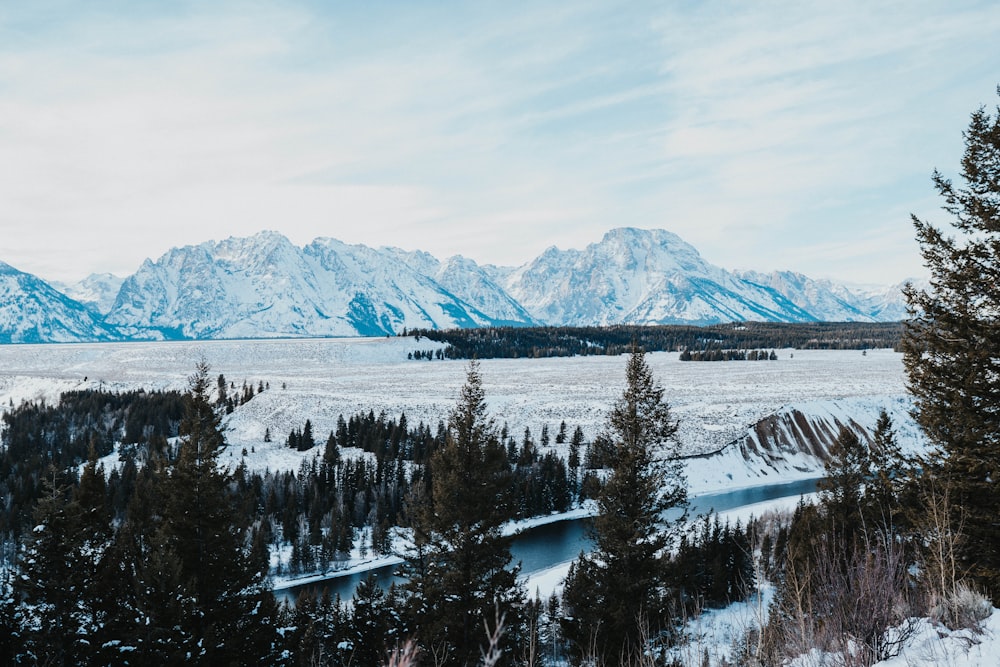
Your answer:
671;516;755;611
561;348;687;664
5;364;283;665
679;347;777;361
349;576;400;666
401;361;525;665
410;322;903;360
865;409;923;543
817;426;869;543
286;419;316;451
0;568;18;665
16;477;92;665
0;365;584;664
0;389;184;538
140;361;279;664
902;88;1000;601
282;590;349;665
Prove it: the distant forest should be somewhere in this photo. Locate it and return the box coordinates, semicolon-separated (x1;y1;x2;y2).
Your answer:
406;321;904;360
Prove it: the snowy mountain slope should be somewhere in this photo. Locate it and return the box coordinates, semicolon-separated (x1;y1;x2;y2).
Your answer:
102;231;526;340
856;280;918;321
0;261;122;343
504;228;821;326
737;270;914;322
737;270;871;321
684;395;922;492
304;236;509;333
2;227;910;343
437;256;538;325
384;247;538;326
105;231;328;339
54;273;125;315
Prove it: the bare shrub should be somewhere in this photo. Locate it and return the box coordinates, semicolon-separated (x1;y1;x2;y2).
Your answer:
930;582;992;632
810;533;917;666
914;479;965;623
764;527;916;666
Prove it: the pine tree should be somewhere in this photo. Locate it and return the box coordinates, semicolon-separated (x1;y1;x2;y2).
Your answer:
902;88;1000;601
350;574;393;665
401;360;524;665
147;361;281;663
16;474;84;665
301;418;315;451
817;426;868;538
69;448;118;663
866;409;908;532
0;568;18;664
561;347;687;664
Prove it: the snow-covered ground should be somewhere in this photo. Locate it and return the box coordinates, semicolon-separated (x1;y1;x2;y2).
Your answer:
0;339;912;483
873;612;1000;666
5;339;980;664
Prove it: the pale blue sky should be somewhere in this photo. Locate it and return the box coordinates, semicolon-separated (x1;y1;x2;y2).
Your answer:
2;1;999;285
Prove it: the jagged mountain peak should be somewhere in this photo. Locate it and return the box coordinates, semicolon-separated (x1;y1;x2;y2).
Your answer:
55;273;125;315
0;227;908;343
595;226;708;272
0;262;121;343
101;232;537;339
504;227;896;326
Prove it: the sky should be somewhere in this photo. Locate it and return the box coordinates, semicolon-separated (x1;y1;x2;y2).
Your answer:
1;1;999;286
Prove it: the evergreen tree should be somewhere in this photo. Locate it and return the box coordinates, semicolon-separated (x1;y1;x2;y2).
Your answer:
149;361;281;663
561;347;687;664
0;568;18;665
16;474;84;665
866;409;908;532
401;361;524;665
902;88;1000;601
69;449;118;663
301;419;316;451
324;430;341;465
817;426;868;540
568;426;583;494
350;574;393;666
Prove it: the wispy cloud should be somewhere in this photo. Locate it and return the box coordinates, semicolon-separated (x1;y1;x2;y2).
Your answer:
0;1;997;283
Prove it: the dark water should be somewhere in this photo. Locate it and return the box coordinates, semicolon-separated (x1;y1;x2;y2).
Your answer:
274;477;820;604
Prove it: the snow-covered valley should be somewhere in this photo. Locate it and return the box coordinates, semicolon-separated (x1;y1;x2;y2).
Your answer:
6;338;994;667
0;338;917;491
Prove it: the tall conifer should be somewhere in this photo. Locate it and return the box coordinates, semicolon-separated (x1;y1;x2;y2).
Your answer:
561;347;687;664
903;88;1000;601
401;360;524;665
142;361;281;663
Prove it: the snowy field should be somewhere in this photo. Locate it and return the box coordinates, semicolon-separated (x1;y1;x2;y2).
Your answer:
0;338;912;483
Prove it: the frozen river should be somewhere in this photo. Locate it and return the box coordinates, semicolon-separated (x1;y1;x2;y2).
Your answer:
274;477;823;605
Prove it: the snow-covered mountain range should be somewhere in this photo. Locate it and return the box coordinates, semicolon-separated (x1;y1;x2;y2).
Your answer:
0;228;914;343
0;262;122;343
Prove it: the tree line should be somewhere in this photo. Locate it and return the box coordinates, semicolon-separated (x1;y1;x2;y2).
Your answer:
406;321;903;360
678;348;778;362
